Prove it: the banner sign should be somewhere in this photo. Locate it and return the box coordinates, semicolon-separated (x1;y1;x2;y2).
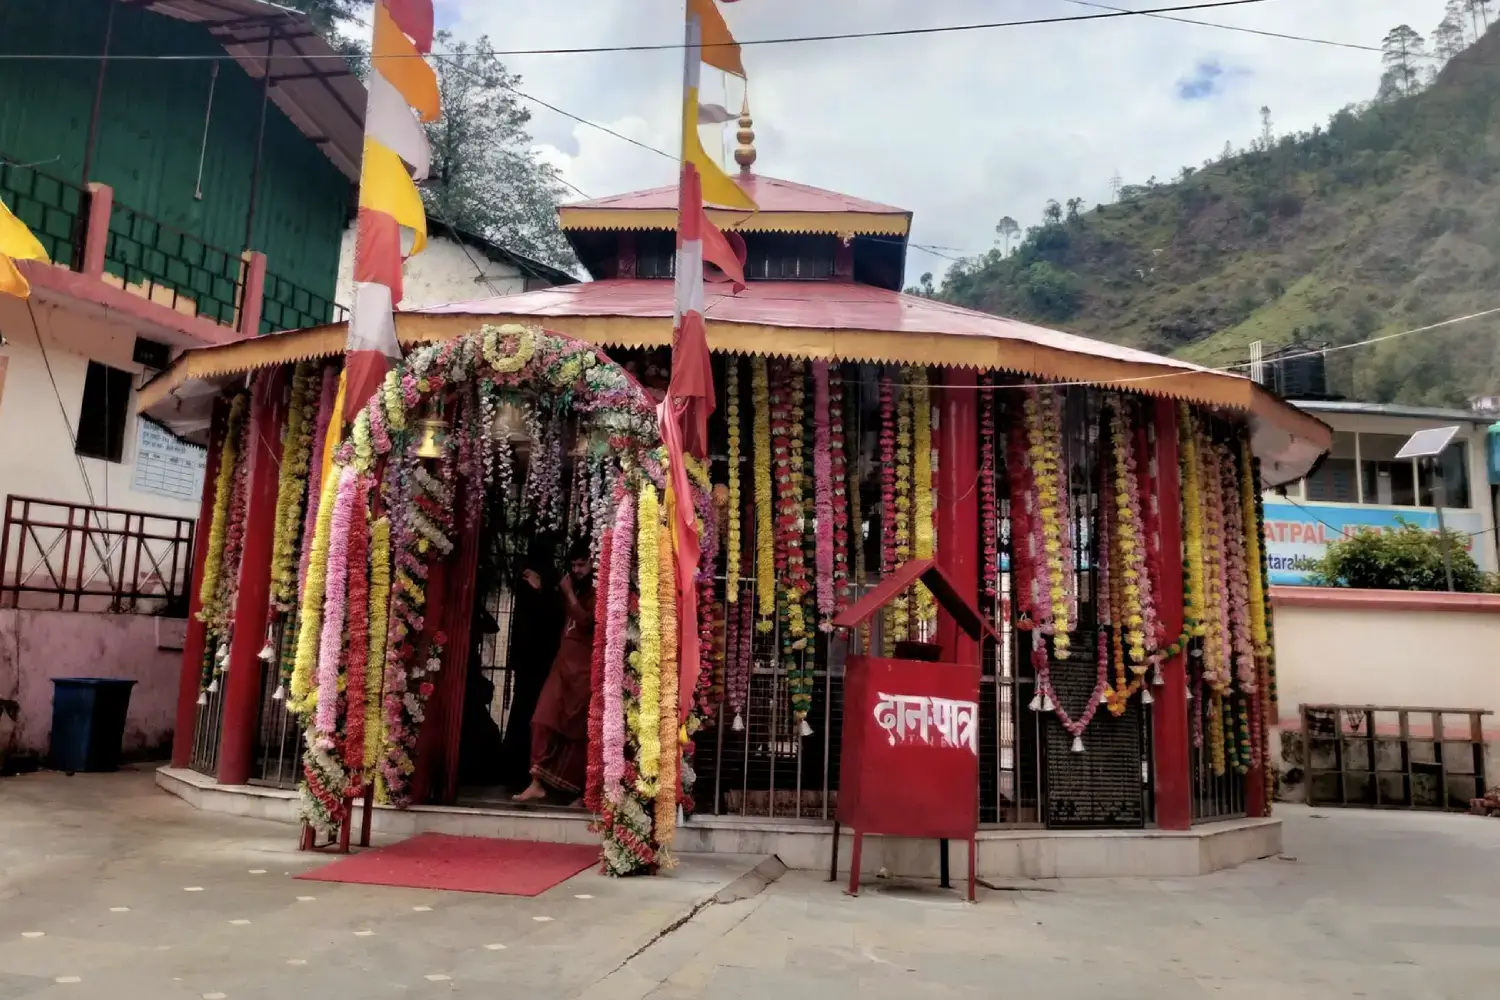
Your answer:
1262;500;1490;584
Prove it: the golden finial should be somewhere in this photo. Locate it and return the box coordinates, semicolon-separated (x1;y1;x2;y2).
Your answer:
734;93;756;174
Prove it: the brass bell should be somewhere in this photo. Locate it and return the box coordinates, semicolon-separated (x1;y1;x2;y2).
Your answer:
415;414;447;459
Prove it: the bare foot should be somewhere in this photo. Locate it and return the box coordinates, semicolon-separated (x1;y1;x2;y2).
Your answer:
513;780;548;803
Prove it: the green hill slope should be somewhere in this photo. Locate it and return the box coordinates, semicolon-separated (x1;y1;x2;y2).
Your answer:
935;27;1500;406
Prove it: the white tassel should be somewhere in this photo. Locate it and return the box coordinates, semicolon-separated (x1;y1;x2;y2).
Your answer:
732;714;744;732
206;677;220;694
1071;735;1085;753
271;684;286;702
1041;693;1055;712
1141;688;1154;705
1028;692;1042;712
197;691;208;707
799;719;813;737
216;643;230;664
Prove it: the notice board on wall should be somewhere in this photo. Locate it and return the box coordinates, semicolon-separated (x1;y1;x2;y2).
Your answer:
132;418;206;502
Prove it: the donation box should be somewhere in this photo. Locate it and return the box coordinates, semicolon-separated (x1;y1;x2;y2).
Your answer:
831;559;997;901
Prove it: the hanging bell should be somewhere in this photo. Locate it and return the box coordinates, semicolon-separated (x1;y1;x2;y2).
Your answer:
206;677;220;694
491;399;532;444
271;684;286;702
257;631;276;662
215;642;230;665
415;413;448;459
1152;663;1164;686
1028;692;1042;712
1141;688;1154;705
799;719;813;737
732;714;744;732
1041;693;1055;712
196;691;208;707
1071;735;1085;753
1186;687;1194;701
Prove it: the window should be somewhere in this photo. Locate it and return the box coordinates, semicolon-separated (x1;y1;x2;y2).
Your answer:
1419;441;1470;509
1358;433;1416;507
1305;432;1358;503
635;232;676;279
744;234;835;281
75;361;132;463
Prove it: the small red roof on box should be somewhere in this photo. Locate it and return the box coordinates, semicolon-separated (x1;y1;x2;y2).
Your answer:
832;559;999;645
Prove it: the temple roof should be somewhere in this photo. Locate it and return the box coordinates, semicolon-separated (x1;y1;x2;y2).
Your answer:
137;278;1330;485
558;174;912;236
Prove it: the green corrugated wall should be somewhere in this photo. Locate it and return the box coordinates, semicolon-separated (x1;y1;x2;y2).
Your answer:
0;0;350;299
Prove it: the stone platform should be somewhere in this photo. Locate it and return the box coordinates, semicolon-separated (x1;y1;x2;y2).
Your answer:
157;766;1281;880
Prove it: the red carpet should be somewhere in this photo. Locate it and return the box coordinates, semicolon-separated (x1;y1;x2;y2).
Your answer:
296;834;600;897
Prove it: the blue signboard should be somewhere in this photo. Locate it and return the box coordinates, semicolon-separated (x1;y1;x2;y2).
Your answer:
1262;500;1489;585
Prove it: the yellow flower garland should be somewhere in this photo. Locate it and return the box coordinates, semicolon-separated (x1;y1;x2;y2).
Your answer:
269;364;317;611
1179;405;1207;633
889;376;913;642
197;393;248;622
752;358;775;628
1029;388;1072;659
655;517;679;855
726;357;742;602
912;368;936;633
635;483;662;794
288;470;340;714
366;517;391;784
1241;444;1269;657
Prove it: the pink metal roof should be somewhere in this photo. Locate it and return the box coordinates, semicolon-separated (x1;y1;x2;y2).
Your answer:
564;173;910;217
416;278;1227;378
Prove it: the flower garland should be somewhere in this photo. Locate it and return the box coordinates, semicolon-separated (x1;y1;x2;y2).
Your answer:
726;357;742;601
828;364;850;611
314;467;359;749
655;523;679;857
269;363;318;613
694;575;717;719
634;483;662;794
980;378;999;604
602;487;636;799
1240;441;1270;786
1252;454;1278;809
812;361;836;627
288;469;340;713
1031;629;1108;753
1111;402;1152;670
878;375;897;652
911;367;936;634
782;361;814;728
364;517;391;775
341;476;373;790
196;391;248;635
752;358;775;630
298;366;338;597
1026;387;1072;658
890;375;913;642
1006;401;1036;627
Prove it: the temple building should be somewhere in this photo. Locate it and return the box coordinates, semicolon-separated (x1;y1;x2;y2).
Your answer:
139;107;1329;879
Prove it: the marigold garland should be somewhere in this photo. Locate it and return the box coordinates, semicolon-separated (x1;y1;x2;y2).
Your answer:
364;517;391;774
655;522;679;858
752;358;775;629
288;469;340;713
889;375;913;643
196;392;248;634
342;477;372;788
911;367;936;633
635;483;662;794
298;366;338;596
602;487;636;799
812;361;836;627
269;363;318;613
314;466;359;747
827;364;850;610
980;379;999;603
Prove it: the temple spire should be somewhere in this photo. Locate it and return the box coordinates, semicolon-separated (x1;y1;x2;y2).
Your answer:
734;94;757;174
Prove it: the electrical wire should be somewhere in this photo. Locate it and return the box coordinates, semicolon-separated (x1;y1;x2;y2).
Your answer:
0;1;1292;63
1055;0;1383;53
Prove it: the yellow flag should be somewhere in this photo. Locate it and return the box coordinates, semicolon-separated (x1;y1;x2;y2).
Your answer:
359;138;429;255
689;0;745;77
0;197;49;299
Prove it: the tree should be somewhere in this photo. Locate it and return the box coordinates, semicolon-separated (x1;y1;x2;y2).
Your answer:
994;216;1020;255
1018;262;1081;321
1065;197;1084;223
1465;0;1491;36
422;32;576;269
1434;4;1467;62
280;0;370;33
1380;25;1427;100
1258;106;1275;152
1309;520;1494;593
1042;200;1063;225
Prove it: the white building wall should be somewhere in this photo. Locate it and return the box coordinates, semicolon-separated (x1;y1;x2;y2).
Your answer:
0;314;201;521
334;225;530;313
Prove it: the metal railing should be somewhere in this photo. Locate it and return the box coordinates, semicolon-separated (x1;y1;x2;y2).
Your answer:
0;495;195;614
260;270;347;333
0;160;86;268
1302;704;1491;811
104;200;246;327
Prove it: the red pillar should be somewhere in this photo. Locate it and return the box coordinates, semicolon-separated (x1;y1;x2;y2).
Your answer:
215;369;288;785
1151;399;1192;830
170;399;227;769
936;369;980;664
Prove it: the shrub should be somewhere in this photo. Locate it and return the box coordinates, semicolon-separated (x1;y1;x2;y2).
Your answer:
1308;519;1494;592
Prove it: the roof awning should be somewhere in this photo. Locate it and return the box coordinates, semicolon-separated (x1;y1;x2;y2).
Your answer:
139;0;366;181
136;279;1330;484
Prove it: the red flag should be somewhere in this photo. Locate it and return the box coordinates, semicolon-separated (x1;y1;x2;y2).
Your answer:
702;211;746;293
659;399;703;723
383;0;435;53
669;163;716;461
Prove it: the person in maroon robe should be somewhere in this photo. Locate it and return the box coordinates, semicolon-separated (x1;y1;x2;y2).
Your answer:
514;541;595;804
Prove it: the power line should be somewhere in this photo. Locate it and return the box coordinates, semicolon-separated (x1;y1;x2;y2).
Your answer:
1056;0;1383;53
0;0;1290;63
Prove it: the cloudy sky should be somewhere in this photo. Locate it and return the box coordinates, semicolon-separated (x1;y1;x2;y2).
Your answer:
430;0;1450;282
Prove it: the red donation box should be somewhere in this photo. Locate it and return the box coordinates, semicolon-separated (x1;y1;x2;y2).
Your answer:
831;559;997;901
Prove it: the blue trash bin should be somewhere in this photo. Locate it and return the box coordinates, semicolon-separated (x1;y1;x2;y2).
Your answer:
49;678;137;773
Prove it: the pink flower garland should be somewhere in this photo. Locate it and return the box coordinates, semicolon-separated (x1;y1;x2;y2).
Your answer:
602;487;636;800
299;366;338;596
812;361;835;626
1031;629;1108;752
1221;443;1256;694
342;475;372;784
728;590;754;728
314;466;358;748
